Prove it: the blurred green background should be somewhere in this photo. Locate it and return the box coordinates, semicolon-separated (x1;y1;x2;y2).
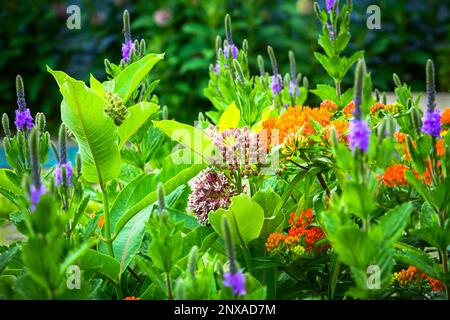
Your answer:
0;0;449;129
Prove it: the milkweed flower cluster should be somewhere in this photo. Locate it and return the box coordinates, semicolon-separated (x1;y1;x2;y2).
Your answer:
382;164;408;188
188;168;237;225
206;125;266;175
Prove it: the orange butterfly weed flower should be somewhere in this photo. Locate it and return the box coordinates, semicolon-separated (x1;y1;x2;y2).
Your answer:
370;102;385;115
262;106;332;146
394;131;407;144
342;101;355;118
436;139;444;157
123;296;141;300
320;100;339;112
327;119;349;143
441;108;450;125
265;232;285;253
382;164;408;187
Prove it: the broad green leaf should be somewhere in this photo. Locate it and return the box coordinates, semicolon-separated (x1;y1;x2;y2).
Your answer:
80;249;120;282
342;181;376;219
51;75;121;183
209;194;264;245
218;102;240;132
394;242;442;280
89;74;104;96
114;53;164;103
118;102;159;148
252;187;283;238
0;169;22;195
113;163;205;236
369;202;413;247
0;244;20;273
153;120;213;163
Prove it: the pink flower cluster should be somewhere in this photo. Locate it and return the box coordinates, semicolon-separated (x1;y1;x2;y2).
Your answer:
188;168;236;225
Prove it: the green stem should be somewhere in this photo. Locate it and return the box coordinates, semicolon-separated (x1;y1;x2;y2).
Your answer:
335;79;341;98
166;272;173;300
100;180;114;257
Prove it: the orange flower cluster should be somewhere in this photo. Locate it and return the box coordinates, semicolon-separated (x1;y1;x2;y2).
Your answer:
370;102;385;115
382;164;408;187
320;100;339;112
441;108;450;126
394;131;407;144
262;106;332;146
123;296;141;300
265;209;326;254
394;266;444;292
327;120;349;143
342;101;355;118
394;266;420;286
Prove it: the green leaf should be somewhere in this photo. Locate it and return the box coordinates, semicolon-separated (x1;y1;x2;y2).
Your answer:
0;244;20;273
394;242;442;280
114;53;164;103
118;102;159;148
252;187;283;238
113;163;205;236
369;202;413;247
209;194;264;245
218;102;240;132
310;84;338;103
153;120;213;163
0;169;21;195
342;181;376;219
89;74;104;96
48;72;121;184
80;249;120;282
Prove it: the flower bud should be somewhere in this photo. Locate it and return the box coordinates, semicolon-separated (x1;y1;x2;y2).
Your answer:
2;113;11;138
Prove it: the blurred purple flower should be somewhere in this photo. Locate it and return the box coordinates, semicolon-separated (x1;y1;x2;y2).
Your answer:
421;108;441;137
223;41;238;60
270;74;283;96
326;0;339;13
223;270;246;296
153;8;172;27
15;108;34;131
54;161;74;187
30;183;47;212
289;80;300;97
214;62;220;75
122;39;133;63
348;118;371;152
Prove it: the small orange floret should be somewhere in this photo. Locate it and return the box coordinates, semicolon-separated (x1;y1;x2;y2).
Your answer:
320;100;339;112
436;139;444;157
382;164;408;187
342;101;355;118
98;215;105;229
123;296;141;300
265;232;285;253
370;102;385;115
441;108;450;125
395;132;407;144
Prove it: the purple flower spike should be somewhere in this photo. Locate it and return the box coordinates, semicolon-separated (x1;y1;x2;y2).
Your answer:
15;108;34;131
223;42;238;60
30;183;47;212
122;39;133;63
348;118;371;153
326;0;339;13
289;80;300;97
223;270;246;296
421;108;441;137
270;74;283;96
54;161;74;187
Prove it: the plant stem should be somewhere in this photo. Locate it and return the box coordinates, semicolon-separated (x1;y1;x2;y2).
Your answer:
335;79;341;98
100;180;114;257
166;272;173;300
316;172;330;197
